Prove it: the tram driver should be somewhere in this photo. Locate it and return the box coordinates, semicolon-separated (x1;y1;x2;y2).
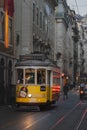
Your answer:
25;73;34;84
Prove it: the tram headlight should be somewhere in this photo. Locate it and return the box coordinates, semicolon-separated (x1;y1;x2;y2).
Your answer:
28;94;32;97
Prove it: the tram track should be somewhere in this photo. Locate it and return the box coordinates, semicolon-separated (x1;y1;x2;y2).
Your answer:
0;105;51;130
49;101;81;130
74;101;87;130
0;94;80;130
0;106;40;130
75;109;87;130
49;100;87;130
0;94;87;130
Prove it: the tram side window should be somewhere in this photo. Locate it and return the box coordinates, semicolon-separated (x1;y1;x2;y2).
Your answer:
25;69;35;84
53;72;60;85
53;78;60;85
37;69;46;84
17;69;23;84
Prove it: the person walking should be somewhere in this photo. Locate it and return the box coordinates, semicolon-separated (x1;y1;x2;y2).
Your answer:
63;83;69;100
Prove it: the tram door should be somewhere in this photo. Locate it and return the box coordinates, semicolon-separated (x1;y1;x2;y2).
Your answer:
0;59;5;105
47;70;51;101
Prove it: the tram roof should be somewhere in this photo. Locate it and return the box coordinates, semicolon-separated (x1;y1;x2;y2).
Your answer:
15;53;60;69
15;59;59;68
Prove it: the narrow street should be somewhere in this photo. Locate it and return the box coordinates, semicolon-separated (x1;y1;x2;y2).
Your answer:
0;1;87;130
0;89;87;130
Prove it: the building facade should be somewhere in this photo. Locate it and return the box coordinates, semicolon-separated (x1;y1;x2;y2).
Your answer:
77;14;87;82
0;0;81;105
55;0;76;86
14;0;58;60
0;0;61;105
0;0;16;105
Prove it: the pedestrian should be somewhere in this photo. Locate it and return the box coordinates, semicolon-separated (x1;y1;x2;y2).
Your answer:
63;83;69;100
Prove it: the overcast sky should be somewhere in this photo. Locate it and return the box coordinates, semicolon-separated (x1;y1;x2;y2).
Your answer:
67;0;87;16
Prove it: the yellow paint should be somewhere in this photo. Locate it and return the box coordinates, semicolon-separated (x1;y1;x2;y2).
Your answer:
16;85;60;105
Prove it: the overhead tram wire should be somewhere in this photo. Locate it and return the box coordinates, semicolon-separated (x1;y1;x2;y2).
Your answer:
75;0;80;14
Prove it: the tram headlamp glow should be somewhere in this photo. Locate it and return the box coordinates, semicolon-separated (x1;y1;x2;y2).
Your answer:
28;94;32;97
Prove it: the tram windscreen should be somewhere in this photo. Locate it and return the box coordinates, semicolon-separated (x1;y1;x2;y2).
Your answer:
25;69;35;84
37;69;46;84
17;69;23;84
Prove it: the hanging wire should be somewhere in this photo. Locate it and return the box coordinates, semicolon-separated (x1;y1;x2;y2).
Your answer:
75;0;79;14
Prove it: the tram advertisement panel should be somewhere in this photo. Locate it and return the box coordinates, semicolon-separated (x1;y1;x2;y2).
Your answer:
16;86;28;98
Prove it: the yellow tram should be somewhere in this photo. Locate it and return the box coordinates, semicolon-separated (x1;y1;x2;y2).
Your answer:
15;53;61;107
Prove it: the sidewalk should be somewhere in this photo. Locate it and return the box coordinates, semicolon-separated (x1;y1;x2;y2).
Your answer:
0;104;15;111
0;105;9;110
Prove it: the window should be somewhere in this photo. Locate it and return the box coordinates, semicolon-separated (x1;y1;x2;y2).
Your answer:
43;15;45;30
36;7;39;25
40;11;42;28
37;69;46;84
17;69;23;84
53;72;60;85
33;3;35;22
0;11;4;41
45;18;47;32
25;69;35;84
9;18;12;44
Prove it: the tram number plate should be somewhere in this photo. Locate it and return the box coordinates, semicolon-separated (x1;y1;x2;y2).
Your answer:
40;86;46;91
30;98;36;102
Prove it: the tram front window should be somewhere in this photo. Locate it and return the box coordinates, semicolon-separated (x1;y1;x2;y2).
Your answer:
17;69;23;84
37;69;46;84
25;69;35;84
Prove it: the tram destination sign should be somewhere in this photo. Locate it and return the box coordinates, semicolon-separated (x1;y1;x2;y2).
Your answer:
19;53;47;61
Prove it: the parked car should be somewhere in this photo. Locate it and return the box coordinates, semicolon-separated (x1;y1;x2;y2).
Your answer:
79;85;87;99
